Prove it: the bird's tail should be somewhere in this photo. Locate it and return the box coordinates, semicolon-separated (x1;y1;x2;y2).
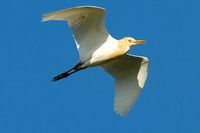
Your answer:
52;62;85;81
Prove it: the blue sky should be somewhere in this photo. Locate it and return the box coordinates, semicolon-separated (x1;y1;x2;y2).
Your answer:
1;0;200;133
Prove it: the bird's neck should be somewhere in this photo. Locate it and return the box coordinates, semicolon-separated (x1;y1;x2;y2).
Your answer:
118;40;130;52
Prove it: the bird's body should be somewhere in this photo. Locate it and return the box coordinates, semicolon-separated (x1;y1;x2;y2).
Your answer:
43;6;149;116
81;35;119;67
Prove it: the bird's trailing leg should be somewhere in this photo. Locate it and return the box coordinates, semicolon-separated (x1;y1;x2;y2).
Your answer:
52;62;86;81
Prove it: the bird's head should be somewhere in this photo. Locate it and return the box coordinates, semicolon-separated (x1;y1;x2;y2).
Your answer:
120;37;145;47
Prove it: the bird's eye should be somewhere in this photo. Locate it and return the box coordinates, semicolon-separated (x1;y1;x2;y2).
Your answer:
128;40;132;43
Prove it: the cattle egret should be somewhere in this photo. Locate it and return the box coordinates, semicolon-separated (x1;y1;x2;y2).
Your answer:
42;6;149;116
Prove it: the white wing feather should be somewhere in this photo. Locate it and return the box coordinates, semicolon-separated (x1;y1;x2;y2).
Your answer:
42;6;109;62
102;54;149;116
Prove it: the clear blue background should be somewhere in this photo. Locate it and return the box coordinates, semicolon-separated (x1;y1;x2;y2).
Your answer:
1;0;200;133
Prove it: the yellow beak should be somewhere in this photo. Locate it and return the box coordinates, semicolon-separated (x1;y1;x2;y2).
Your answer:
134;40;145;44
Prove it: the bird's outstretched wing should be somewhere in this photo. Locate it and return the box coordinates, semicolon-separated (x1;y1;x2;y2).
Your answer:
102;54;149;116
42;6;109;62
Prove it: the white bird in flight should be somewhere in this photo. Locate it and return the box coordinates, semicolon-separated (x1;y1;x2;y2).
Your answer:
42;6;149;116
